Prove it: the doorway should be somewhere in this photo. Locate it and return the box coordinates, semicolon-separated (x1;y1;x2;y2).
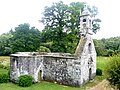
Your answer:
89;68;92;80
38;70;42;81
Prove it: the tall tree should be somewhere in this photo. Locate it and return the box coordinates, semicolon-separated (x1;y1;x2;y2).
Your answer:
11;23;41;52
93;39;107;56
40;1;101;53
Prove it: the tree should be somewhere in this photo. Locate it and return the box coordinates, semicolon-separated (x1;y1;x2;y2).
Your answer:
106;54;120;89
36;46;51;52
103;37;120;56
40;1;100;53
10;23;41;52
94;37;120;56
41;1;78;53
0;32;13;55
93;39;107;56
92;19;101;33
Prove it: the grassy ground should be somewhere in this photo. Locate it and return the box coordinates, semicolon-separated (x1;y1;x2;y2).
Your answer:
0;82;85;90
0;56;111;90
0;68;8;74
97;57;111;70
0;56;10;66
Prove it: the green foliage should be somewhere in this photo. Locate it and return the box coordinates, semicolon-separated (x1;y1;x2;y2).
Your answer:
106;55;120;89
0;64;9;70
0;64;4;68
10;23;41;53
0;32;13;55
94;39;107;56
40;1;100;53
0;73;9;83
36;46;51;52
92;19;101;33
97;57;111;71
0;23;42;55
0;1;101;55
8;70;10;78
40;1;79;53
41;1;100;34
18;75;33;87
96;68;102;76
94;37;120;56
106;49;114;56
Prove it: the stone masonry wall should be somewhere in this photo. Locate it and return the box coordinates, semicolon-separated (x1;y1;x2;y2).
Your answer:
10;55;44;82
43;56;81;87
10;48;96;87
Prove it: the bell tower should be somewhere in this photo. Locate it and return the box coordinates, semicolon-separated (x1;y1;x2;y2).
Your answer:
80;4;93;36
75;3;96;84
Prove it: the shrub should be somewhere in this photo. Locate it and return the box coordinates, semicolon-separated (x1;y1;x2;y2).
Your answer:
106;55;120;89
18;75;33;87
96;68;102;76
3;65;10;70
106;49;114;56
36;46;51;52
0;64;4;68
0;64;10;70
0;73;9;83
8;70;10;81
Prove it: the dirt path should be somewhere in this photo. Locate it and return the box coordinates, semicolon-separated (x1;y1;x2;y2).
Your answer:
87;79;114;90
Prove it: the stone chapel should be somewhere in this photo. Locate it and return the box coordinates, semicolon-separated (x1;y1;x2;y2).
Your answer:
10;4;96;87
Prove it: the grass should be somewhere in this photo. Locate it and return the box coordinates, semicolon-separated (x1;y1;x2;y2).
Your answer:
0;81;89;90
0;56;111;90
97;57;110;70
0;68;8;74
96;56;111;81
0;56;10;66
0;82;82;90
0;56;10;62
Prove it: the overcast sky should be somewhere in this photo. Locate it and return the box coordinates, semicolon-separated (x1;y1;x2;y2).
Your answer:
0;0;120;39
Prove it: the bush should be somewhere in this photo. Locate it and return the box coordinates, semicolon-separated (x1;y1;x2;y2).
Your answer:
8;70;10;81
36;46;51;52
106;49;114;56
18;75;33;87
106;55;120;89
0;64;4;68
96;68;102;76
0;64;10;70
0;73;9;83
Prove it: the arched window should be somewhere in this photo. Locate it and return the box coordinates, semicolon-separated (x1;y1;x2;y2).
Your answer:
88;43;92;54
83;19;86;22
89;20;91;27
